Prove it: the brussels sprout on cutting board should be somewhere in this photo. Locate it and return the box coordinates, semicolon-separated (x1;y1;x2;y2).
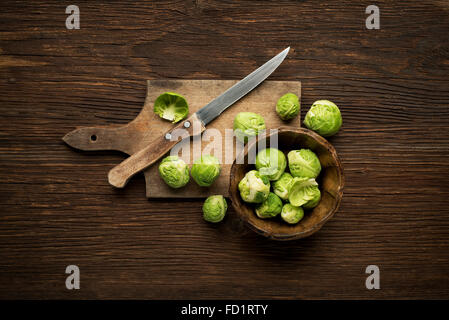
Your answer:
154;92;189;123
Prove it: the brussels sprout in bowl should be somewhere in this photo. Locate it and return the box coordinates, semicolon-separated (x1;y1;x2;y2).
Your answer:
238;170;270;203
255;148;287;181
255;192;283;219
229;127;344;241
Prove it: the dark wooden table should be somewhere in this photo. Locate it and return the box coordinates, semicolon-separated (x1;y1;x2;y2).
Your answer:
1;0;448;299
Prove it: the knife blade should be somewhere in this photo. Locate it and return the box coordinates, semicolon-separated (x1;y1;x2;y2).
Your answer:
196;47;290;125
108;47;290;188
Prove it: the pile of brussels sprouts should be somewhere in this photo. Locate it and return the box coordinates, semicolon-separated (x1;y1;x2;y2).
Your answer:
154;90;342;226
234;94;342;225
238;147;322;224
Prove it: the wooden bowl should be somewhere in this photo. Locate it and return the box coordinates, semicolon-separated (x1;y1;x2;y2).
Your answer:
229;127;344;240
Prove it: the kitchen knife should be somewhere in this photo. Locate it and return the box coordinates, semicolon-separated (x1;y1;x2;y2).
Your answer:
108;47;290;188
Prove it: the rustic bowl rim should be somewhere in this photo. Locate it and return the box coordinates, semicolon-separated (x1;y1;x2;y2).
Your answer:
229;126;345;240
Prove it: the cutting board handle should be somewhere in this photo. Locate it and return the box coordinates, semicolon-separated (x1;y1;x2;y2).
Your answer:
62;125;133;154
108;113;206;188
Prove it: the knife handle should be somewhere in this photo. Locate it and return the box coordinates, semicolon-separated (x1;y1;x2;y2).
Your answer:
108;113;205;188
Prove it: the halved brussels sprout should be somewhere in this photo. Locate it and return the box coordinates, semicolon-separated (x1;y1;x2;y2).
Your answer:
273;172;294;201
233;112;266;143
304;100;342;137
154;92;189;123
281;203;304;224
255;192;283;219
276;93;300;121
191;155;221;187
288;149;321;179
238;170;270;203
158;156;189;188
288;177;320;207
303;187;321;209
255;148;287;181
203;195;227;223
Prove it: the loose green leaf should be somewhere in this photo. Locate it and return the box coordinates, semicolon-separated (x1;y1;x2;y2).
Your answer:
154;92;189;123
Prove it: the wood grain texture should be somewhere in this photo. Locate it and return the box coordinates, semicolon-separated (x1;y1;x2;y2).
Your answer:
0;0;448;299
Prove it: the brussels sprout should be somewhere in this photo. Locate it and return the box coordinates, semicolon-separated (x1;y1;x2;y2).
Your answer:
154;92;189;123
288;177;320;207
202;195;227;223
158;156;189;188
273;172;294;200
304;100;342;137
191;155;221;187
238;170;270;203
303;187;321;209
276;93;300;121
255;192;283;219
255;148;287;181
233;112;266;143
288;149;321;179
281;203;304;224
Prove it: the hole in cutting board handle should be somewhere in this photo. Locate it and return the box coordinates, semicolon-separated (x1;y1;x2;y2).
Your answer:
90;134;97;142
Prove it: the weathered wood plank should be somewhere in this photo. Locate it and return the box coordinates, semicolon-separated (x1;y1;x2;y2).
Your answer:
0;0;448;299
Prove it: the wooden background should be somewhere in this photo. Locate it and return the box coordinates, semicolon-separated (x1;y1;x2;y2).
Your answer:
1;0;448;299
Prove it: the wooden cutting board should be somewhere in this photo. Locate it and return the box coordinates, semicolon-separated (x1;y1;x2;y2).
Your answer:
63;79;301;198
